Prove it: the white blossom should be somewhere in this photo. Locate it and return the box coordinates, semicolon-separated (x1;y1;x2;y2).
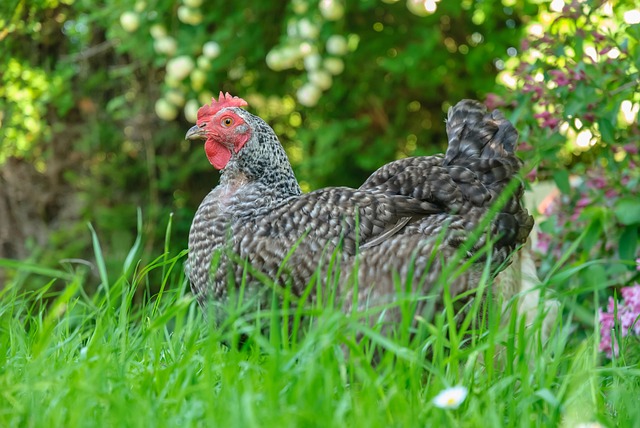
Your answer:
134;1;146;13
298;18;320;39
266;50;285;71
304;54;322;71
297;83;321;107
190;69;207;90
165;89;186;107
326;35;348;55
324;57;344;75
319;0;345;21
177;6;203;25
184;99;200;123
292;0;308;14
183;0;203;7
202;41;221;59
154;36;177;56
166;55;195;81
432;386;468;409
155;98;178;121
308;70;332;90
150;24;167;39
119;12;140;33
198;91;214;106
197;55;212;71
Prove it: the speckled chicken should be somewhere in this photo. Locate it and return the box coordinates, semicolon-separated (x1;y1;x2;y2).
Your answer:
185;92;534;327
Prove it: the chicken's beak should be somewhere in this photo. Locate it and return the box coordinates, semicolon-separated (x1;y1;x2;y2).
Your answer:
185;125;207;141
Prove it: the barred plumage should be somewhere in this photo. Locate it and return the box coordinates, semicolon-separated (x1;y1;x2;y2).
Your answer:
185;94;534;329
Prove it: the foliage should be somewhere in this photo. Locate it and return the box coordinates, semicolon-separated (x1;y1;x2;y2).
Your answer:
0;0;534;276
489;0;640;355
0;0;640;404
599;284;640;359
1;222;639;427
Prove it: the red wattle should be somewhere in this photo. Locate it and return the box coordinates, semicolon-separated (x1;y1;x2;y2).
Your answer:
205;140;232;170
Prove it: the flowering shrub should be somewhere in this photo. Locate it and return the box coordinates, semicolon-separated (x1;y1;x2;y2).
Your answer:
599;284;640;358
532;142;639;275
491;0;640;358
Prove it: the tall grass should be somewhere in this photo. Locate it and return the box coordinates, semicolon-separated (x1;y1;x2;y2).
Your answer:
1;217;639;428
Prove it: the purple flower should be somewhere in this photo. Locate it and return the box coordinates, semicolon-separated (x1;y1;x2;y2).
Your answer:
623;143;639;155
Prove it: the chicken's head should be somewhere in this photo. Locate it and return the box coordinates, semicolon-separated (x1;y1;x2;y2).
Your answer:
185;92;250;170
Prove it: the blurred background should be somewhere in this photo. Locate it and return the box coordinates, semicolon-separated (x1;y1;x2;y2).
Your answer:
0;0;638;300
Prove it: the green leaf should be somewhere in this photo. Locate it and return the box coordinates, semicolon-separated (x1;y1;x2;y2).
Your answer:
614;197;640;225
583;217;603;251
598;118;616;145
552;169;571;194
0;258;75;281
619;225;639;262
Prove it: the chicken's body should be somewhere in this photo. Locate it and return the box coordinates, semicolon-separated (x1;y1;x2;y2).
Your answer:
186;94;534;327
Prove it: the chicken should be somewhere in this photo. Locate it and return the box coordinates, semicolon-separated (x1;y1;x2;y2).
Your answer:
185;92;534;330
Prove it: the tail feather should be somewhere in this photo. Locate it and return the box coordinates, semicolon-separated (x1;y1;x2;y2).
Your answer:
444;99;518;166
446;99;533;259
359;99;533;267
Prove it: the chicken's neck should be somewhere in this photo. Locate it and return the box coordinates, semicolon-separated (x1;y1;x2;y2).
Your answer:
221;128;302;200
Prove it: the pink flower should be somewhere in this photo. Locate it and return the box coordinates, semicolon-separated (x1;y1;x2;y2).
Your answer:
549;69;571;87
623;143;639;155
572;70;586;81
599;284;640;358
525;166;538;183
599;46;613;55
604;188;618;199
621;285;640;311
576;196;591;208
534;109;562;128
485;93;505;110
586;176;606;189
535;231;551;253
523;83;544;100
542;117;560;129
519;141;533;152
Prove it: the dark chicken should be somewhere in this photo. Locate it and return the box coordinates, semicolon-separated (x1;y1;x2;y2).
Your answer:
185;93;534;327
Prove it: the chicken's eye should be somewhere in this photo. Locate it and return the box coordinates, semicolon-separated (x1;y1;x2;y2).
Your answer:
221;117;234;127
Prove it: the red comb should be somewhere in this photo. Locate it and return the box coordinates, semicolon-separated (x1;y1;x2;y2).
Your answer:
197;92;248;121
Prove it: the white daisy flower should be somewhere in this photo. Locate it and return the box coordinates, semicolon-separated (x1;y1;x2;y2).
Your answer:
432;386;468;409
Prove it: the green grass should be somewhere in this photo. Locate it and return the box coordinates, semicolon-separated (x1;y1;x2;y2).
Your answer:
1;224;639;428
